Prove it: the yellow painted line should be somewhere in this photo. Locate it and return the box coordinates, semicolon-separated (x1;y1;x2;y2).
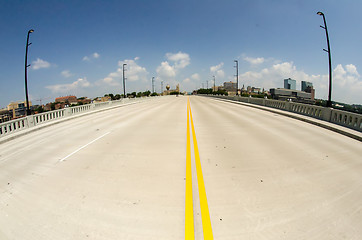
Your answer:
188;98;214;240
185;98;195;240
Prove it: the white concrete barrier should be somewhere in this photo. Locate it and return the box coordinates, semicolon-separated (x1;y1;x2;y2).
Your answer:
0;118;28;136
205;95;362;132
0;97;152;138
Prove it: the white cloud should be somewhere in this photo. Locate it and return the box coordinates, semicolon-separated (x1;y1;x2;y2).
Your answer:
157;61;176;79
183;78;191;83
345;64;359;76
331;64;362;103
210;62;223;72
120;58;148;82
180;73;202;91
191;73;200;81
156;52;190;82
333;64;361;86
166;51;190;69
239;57;362;104
46;77;91;93
333;64;346;76
61;70;73;78
32;58;51;70
244;57;265;65
210;62;225;80
100;57;148;86
83;52;100;61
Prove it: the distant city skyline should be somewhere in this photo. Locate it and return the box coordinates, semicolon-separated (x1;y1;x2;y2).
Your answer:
1;0;362;108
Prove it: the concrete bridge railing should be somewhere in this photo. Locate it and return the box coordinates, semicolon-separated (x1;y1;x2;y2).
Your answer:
0;97;149;138
206;95;362;132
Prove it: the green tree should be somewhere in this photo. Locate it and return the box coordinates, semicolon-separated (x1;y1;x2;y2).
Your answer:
34;106;44;113
170;91;180;95
197;88;213;94
51;103;56;110
143;90;151;97
213;89;228;95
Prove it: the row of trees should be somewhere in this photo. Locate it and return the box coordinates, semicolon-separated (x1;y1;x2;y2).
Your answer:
104;91;158;100
196;88;228;95
196;88;272;99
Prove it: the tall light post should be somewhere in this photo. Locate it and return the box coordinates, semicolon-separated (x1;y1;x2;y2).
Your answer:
122;64;127;97
152;77;155;93
25;29;34;115
234;60;239;96
161;81;164;95
317;11;333;107
213;75;216;92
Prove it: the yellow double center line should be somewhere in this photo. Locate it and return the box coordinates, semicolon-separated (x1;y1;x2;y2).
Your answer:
186;97;213;240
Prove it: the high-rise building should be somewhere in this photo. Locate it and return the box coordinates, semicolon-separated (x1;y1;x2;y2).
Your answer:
301;81;313;92
7;101;32;118
223;81;236;91
284;78;296;90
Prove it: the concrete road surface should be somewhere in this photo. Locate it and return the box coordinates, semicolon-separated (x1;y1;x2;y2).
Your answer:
0;96;361;239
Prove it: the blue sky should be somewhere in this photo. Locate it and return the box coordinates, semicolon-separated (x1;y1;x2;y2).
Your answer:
1;0;361;108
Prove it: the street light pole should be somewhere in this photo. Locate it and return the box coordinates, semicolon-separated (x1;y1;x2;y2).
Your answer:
161;81;164;95
213;75;215;92
25;29;34;115
234;60;239;96
123;64;127;97
152;77;154;93
317;11;333;108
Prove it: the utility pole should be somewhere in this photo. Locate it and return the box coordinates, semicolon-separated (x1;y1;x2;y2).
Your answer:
234;60;239;96
161;81;164;95
317;11;333;107
123;64;127;97
25;29;34;115
206;80;208;89
152;77;155;93
213;75;216;92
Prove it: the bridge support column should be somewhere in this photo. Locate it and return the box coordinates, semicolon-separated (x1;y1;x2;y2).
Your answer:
91;103;96;111
64;108;72;117
285;102;291;111
322;108;332;122
26;115;35;128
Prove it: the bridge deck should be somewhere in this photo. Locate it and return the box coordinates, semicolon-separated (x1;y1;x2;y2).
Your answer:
0;96;361;239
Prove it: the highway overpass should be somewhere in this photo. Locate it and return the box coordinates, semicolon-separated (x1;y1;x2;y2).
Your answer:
0;96;361;239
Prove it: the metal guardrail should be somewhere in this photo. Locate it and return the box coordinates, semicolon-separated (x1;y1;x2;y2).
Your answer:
206;95;362;132
0;97;150;138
